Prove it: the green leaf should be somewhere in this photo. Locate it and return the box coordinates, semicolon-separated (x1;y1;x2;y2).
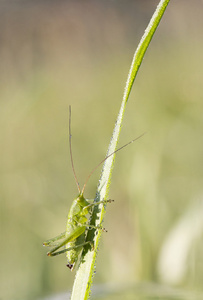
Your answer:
70;0;171;299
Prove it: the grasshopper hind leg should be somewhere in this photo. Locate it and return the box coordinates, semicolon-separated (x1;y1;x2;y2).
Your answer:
43;232;66;247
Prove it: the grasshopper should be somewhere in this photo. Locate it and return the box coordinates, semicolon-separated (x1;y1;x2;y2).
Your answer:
43;106;144;270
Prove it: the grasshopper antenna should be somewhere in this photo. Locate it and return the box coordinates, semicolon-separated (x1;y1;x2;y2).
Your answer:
69;105;81;194
81;132;146;195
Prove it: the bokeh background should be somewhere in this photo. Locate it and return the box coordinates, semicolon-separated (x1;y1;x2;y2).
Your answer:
1;0;203;299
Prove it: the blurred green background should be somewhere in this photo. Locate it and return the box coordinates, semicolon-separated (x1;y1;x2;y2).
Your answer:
0;0;203;299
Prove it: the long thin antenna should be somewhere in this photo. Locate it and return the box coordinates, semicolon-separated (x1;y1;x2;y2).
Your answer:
81;132;146;195
69;105;81;194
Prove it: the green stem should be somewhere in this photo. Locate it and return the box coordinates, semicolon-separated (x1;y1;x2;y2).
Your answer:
71;0;171;299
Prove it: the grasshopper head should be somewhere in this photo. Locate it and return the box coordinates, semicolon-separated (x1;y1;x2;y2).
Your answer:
77;193;89;207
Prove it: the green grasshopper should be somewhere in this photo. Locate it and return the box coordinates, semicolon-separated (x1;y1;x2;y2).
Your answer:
43;106;144;270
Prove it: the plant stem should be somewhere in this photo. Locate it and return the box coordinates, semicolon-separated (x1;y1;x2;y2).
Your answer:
71;0;171;299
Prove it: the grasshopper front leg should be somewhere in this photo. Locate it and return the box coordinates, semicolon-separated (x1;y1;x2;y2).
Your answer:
83;199;114;214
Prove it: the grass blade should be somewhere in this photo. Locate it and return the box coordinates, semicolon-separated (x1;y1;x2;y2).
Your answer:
71;0;171;299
